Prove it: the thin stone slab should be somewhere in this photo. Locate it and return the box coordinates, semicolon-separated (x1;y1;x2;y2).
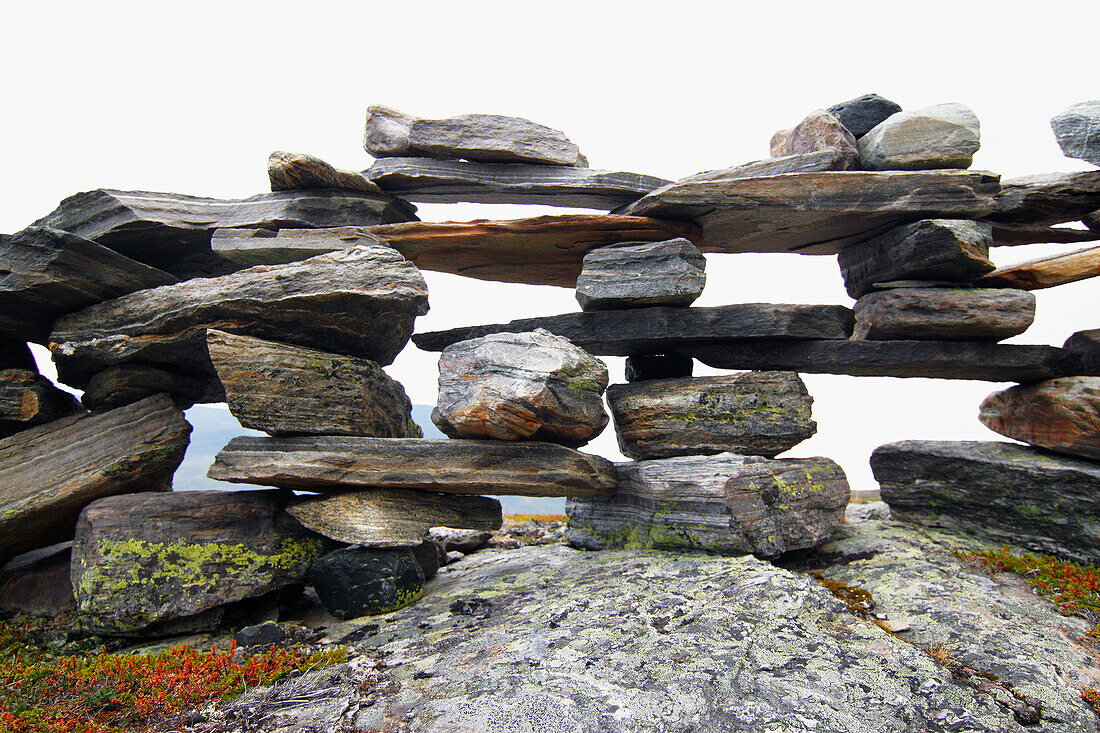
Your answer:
770;110;859;168
81;365;218;412
268;151;383;194
873;440;1100;565
680;150;855;184
366;157;667;209
977;244;1100;290
852;288;1036;341
413;303;854;355
50;244;428;391
827;93;903;138
575;238;706;311
0;226;176;343
0;369;83;438
990;223;1100;247
209;436;618;498
33;189;418;279
1065;329;1100;373
987;171;1100;226
566;453;849;557
287;490;502;547
858;103;981;171
0;394;190;564
1051;101;1100;167
618;170;999;254
606;372;815;460
979;377;1100;461
207;330;420;437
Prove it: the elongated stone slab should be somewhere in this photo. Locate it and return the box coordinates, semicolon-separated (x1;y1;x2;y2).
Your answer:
607;372;815;460
287;490;502;547
50;244;428;391
33;189;417;279
207;330;419;437
0;369;83;438
852;288;1036;341
990;223;1100;247
81;365;217;412
211;226;390;267
209;436;618;497
679;150;855;184
268;151;382;194
978;244;1100;290
0;394;190;564
987;171;1100;226
979;378;1100;461
1066;329;1100;373
413;304;854;355
566;453;849;557
575;238;706;311
366;157;667;209
618;170;999;254
0;226;176;343
873;440;1100;565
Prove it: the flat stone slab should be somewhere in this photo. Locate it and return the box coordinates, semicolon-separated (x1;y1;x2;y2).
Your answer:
0;369;83;438
989;223;1100;247
852;288;1036;342
208;436;618;498
33;188;418;279
980;377;1100;461
618;169;999;253
575;238;706;311
978;244;1100;290
365;157;667;209
81;365;216;412
679;150;855;183
987;171;1100;226
413;303;854;355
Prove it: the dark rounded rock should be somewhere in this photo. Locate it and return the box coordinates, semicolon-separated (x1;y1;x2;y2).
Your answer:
624;354;693;382
234;621;286;648
411;538;443;581
827;93;903;138
309;547;424;619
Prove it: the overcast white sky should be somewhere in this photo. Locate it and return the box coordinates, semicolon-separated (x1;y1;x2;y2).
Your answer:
4;2;1098;496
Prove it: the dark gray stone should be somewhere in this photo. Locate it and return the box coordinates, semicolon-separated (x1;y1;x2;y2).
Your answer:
624;354;693;382
827;93;903;138
575;238;705;311
769;110;859;168
81;365;217;412
680;150;855;183
428;528;494;555
851;288;1036;341
1085;209;1100;230
988;171;1100;225
0;541;75;616
0;369;83;438
235;621;286;647
1065;329;1100;373
309;547;424;619
858;103;980;171
0;341;35;371
411;539;443;581
1051;101;1100;166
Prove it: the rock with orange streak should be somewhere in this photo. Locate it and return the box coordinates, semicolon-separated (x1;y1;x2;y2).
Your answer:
979;377;1100;461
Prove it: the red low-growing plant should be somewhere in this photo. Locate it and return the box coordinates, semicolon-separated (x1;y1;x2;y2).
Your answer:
962;546;1100;622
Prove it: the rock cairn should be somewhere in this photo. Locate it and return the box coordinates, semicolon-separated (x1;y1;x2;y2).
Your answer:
2;95;1099;634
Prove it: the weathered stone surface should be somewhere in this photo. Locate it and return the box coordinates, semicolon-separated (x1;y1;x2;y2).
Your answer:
0;226;176;343
679;150;855;183
0;542;75;616
858;103;981;171
81;365;217;412
979;377;1100;461
874;440;1100;566
0;395;190;564
1051;100;1100;166
363;105;585;166
987;171;1100;225
852;288;1036;341
309;546;423;619
209;436;618;498
428;528;493;555
287;490;502;547
838;219;995;298
50;244;428;391
433;330;609;447
234;622;285;648
72;490;324;635
770;110;859;168
33;189;417;279
1065;329;1100;372
574;238;705;311
623;353;693;382
607;372;815;460
268;151;382;194
619;169;999;254
990;222;1100;246
412;538;443;581
213;216;698;287
827;93;903;138
0;340;35;371
413;303;854;355
207;330;419;438
977;243;1100;289
567;453;848;557
366;157;666;209
0;369;83;437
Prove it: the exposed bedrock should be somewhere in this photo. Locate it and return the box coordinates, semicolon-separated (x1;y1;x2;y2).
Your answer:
858;103;981;171
851;288;1036;341
574;238;706;311
980;377;1100;461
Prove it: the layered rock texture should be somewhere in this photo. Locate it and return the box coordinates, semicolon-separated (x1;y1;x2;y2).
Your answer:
574;238;706;311
1051;100;1100;166
267;150;381;194
769;110;859;168
979;377;1100;461
851;287;1036;341
978;244;1100;290
858;103;981;170
0;369;83;437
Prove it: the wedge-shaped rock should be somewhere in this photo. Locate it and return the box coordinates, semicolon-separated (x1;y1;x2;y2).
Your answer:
288;490;502;547
413;303;854;355
873;440;1100;565
575;238;706;311
858;103;980;171
0;226;176;343
1066;329;1100;373
607;372;815;460
433;330;608;448
770;110;859;168
50;244;428;392
364;105;585;166
0;341;35;371
852;288;1036;341
680;150;855;184
619;170;998;253
988;171;1100;226
209;436;618;497
366;157;667;209
207;330;419;437
978;244;1100;290
72;490;325;635
827;93;902;138
838;219;995;299
567;453;848;557
0;395;190;564
1051;101;1100;167
979;378;1100;461
268;150;382;193
81;365;217;412
0;369;83;438
34;189;417;279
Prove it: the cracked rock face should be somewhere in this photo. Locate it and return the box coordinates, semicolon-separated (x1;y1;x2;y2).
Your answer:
1051;100;1100;167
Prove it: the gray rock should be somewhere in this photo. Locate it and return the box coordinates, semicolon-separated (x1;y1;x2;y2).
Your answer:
0;369;83;438
267;151;382;194
838;219;995;299
827;93;903;138
769;110;859;168
235;621;286;648
1051;100;1100;166
988;171;1100;225
363;105;585;166
428;528;494;555
623;354;693;382
858;103;981;171
366;157;667;209
680;149;855;183
443;550;464;566
574;238;706;311
81;365;217;412
607;372;815;460
1086;209;1100;230
432;329;609;448
979;377;1100;461
309;546;423;619
1065;329;1100;372
852;288;1036;341
211;226;392;267
990;221;1100;246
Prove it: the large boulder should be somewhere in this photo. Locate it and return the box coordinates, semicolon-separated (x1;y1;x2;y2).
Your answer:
769;110;859;168
851;288;1036;341
574;238;706;311
0;369;83;438
858;103;980;171
979;377;1100;461
309;546;424;619
1051;100;1100;167
827;93;903;138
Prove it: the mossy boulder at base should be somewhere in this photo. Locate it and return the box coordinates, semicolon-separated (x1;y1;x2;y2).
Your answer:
309;546;424;619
